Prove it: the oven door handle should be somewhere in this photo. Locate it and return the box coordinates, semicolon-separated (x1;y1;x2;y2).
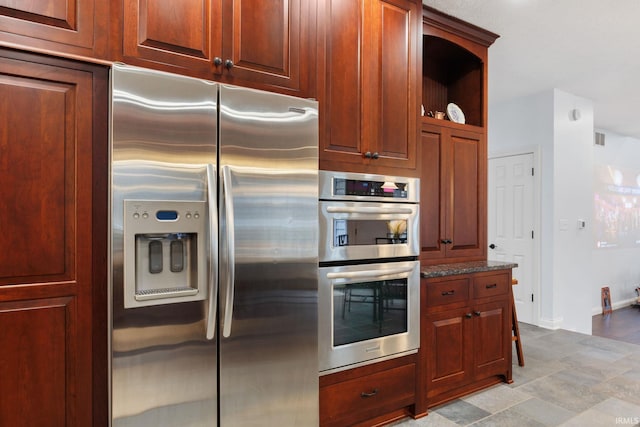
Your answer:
326;266;414;280
325;206;414;215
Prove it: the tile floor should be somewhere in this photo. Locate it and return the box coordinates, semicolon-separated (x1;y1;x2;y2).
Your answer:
394;322;640;426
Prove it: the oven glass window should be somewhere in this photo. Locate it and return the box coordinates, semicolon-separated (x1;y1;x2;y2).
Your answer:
333;219;407;247
333;278;408;346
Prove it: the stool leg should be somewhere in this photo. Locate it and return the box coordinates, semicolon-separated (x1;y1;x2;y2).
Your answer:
512;292;525;367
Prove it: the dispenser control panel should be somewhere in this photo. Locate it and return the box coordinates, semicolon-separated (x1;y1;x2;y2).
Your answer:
123;200;208;308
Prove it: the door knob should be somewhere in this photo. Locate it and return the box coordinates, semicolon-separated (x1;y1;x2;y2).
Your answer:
489;243;496;249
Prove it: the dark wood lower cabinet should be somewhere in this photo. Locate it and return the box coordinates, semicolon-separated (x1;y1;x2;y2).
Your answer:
0;48;108;427
320;355;418;427
419;270;512;409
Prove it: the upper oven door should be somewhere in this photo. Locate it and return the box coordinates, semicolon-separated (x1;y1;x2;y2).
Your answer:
319;201;419;263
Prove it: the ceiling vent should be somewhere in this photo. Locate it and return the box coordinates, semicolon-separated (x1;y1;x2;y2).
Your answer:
594;132;605;146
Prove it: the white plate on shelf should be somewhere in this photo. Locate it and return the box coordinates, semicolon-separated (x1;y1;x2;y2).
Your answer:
447;103;465;124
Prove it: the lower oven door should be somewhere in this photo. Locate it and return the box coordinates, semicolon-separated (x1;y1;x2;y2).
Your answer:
318;260;420;373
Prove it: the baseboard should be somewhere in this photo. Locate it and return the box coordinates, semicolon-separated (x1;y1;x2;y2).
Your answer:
591;297;636;316
538;316;563;330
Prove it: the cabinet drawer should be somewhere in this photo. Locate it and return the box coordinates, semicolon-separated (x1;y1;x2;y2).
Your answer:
473;273;509;299
320;363;415;425
425;278;470;307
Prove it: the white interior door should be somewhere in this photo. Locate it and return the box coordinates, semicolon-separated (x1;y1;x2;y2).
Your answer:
488;153;536;324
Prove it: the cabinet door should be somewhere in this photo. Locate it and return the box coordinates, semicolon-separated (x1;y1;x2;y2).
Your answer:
221;0;313;96
0;50;107;427
0;0;108;59
419;127;446;260
121;0;223;76
318;0;365;170
423;307;473;398
446;128;486;259
365;0;419;171
472;299;510;381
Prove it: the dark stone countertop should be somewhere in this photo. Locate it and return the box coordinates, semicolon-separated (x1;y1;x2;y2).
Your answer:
421;260;518;278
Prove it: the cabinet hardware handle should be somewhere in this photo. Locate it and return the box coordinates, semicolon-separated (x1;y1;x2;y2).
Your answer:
214;57;222;66
485;283;497;289
474;311;481;316
441;290;455;296
225;59;234;69
440;239;452;244
465;313;472;318
364;151;373;159
361;389;378;398
372;152;379;159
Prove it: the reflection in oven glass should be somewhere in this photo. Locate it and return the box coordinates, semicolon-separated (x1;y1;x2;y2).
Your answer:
333;279;408;347
333;219;407;247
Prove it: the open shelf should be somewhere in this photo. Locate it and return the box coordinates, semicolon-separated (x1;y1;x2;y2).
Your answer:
422;35;483;127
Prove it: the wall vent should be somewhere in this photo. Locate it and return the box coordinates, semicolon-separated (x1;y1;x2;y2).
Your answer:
594;132;605;146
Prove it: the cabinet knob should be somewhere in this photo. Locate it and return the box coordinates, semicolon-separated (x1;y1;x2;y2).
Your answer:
364;151;373;159
372;152;379;159
214;57;222;66
489;243;496;249
225;59;234;69
465;313;472;318
474;311;481;316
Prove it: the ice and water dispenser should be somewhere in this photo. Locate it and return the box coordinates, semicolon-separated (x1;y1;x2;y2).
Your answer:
123;200;208;308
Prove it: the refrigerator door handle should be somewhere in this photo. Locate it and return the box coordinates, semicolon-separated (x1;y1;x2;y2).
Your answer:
221;165;236;338
205;164;219;340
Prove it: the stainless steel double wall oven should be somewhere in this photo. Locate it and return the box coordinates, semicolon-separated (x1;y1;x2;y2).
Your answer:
319;171;420;374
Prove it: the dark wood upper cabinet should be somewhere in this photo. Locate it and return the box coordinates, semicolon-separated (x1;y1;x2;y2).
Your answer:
318;0;420;176
0;48;108;427
116;0;315;97
419;6;498;265
0;0;109;59
420;123;487;263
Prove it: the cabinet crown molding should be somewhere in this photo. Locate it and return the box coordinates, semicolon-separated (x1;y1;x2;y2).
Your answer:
422;6;499;47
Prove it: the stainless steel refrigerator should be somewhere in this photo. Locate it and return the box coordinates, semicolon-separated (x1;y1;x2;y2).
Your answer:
109;63;319;427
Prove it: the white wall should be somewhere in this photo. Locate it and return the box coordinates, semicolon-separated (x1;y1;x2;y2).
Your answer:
591;130;640;312
552;90;593;334
489;89;594;334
